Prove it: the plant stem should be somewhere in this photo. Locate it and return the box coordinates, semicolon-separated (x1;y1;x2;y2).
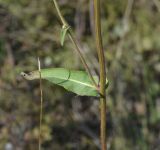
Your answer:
68;31;98;89
52;0;98;89
93;0;107;150
38;58;43;150
52;0;67;26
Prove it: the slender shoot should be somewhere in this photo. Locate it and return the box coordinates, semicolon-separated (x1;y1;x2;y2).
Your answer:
38;58;43;150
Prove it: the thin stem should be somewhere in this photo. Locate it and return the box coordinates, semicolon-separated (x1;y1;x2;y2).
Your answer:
52;0;67;26
38;58;43;150
93;0;107;150
68;31;98;89
52;0;98;89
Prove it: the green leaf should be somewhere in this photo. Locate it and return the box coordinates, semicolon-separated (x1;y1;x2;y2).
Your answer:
21;68;108;97
60;25;69;46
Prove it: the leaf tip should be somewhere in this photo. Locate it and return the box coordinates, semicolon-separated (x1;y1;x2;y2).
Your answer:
21;72;28;80
20;71;39;80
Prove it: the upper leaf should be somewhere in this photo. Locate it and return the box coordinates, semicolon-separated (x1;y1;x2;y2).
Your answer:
21;68;108;97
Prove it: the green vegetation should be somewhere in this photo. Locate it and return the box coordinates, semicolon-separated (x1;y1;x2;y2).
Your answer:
0;0;160;150
21;68;106;97
22;1;108;149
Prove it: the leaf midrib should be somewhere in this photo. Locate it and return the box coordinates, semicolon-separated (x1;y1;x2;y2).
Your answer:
44;75;97;89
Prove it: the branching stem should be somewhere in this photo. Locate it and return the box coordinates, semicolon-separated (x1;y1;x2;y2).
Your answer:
52;0;98;89
68;31;98;89
52;0;107;149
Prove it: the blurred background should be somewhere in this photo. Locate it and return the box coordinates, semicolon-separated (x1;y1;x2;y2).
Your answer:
0;0;160;149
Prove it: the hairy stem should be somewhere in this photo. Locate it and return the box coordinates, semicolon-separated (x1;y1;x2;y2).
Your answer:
52;0;98;89
93;0;107;150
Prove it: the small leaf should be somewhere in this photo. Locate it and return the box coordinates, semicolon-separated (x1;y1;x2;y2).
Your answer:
21;68;108;97
60;25;69;46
